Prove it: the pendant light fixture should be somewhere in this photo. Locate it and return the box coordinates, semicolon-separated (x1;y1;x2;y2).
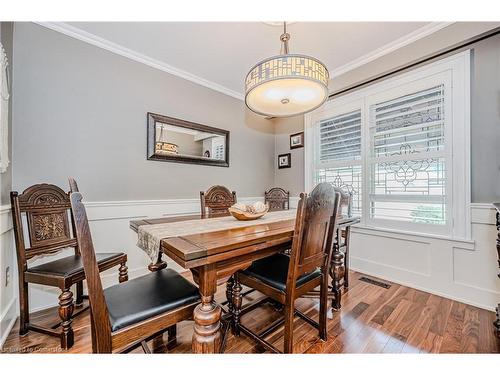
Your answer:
245;22;329;118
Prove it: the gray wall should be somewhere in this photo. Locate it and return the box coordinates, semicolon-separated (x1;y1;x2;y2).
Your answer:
470;34;500;203
9;22;500;203
273;115;304;197
0;22;13;205
274;25;500;203
11;23;275;201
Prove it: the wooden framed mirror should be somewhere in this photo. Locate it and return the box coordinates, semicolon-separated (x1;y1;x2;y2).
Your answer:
147;112;229;167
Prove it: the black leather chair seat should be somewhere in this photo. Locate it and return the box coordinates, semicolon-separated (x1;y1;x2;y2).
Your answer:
104;268;200;332
241;253;321;291
27;253;124;277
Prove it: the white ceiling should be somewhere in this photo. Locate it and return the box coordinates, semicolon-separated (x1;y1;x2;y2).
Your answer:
54;22;448;99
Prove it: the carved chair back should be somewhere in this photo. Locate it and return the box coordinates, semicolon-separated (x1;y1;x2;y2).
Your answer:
200;185;237;216
10;184;78;270
286;183;340;290
264;187;290;211
332;186;353;218
69;189;113;352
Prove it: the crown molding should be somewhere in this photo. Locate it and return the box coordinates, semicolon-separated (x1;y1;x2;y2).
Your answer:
34;22;453;101
34;22;245;101
330;22;455;78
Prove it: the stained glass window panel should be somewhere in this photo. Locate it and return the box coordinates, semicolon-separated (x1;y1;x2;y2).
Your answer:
315;165;362;216
368;83;447;225
371;85;445;158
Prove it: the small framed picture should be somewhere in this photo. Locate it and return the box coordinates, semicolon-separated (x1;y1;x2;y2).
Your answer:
290;132;305;149
278;153;291;169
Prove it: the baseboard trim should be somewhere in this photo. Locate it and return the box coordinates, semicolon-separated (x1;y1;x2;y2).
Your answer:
350;265;497;312
0;297;17;349
0;316;17;350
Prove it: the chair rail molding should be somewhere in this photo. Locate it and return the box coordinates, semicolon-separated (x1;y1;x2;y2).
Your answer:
470;202;497;225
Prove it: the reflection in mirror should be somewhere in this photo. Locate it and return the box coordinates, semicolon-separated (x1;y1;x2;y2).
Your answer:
155;123;226;161
147;112;229;167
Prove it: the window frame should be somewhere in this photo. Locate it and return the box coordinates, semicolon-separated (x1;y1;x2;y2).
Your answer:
305;50;471;239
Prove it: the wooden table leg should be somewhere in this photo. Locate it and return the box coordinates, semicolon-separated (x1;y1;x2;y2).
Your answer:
343;226;351;288
226;275;234;313
192;264;221;353
495;211;500;338
330;228;345;311
494;305;499;338
148;252;168;272
231;273;242;336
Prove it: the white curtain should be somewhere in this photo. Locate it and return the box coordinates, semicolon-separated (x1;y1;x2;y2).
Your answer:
0;41;9;173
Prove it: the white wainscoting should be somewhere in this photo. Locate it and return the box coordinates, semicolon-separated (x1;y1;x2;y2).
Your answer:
1;198;499;346
275;197;498;309
293;197;499;310
11;196;265;315
0;204;16;349
349;203;500;311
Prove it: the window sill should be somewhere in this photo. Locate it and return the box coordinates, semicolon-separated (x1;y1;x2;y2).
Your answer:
350;224;475;250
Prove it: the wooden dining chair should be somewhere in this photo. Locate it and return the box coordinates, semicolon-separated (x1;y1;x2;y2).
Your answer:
200;185;236;217
69;186;200;353
231;183;341;353
10;183;128;349
264;187;290;211
333;187;353;288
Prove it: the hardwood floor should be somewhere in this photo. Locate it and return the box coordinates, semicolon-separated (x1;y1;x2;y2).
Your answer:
2;271;499;354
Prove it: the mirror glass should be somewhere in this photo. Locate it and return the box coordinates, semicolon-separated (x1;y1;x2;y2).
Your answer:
155;123;226;161
147;113;229;167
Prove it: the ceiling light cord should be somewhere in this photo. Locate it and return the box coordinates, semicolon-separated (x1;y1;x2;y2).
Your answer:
280;21;290;55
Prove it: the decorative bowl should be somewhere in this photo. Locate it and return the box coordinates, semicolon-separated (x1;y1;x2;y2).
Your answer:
228;202;269;221
155;142;179;155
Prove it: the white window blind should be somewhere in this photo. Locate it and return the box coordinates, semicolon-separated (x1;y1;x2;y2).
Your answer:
368;84;447;225
315;109;363;215
215;144;224;160
212;136;225;160
319;110;361;162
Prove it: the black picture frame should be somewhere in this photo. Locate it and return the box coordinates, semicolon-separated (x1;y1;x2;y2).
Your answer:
147;112;230;167
290;132;305;149
278;153;291;169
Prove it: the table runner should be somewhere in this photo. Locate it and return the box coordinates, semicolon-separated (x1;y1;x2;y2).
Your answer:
137;210;297;262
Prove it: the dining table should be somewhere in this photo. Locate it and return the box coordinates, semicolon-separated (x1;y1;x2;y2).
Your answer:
130;210;360;353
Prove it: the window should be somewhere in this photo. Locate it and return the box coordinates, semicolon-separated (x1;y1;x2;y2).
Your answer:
367;81;448;232
213;137;225;160
305;51;470;238
314;106;363;216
